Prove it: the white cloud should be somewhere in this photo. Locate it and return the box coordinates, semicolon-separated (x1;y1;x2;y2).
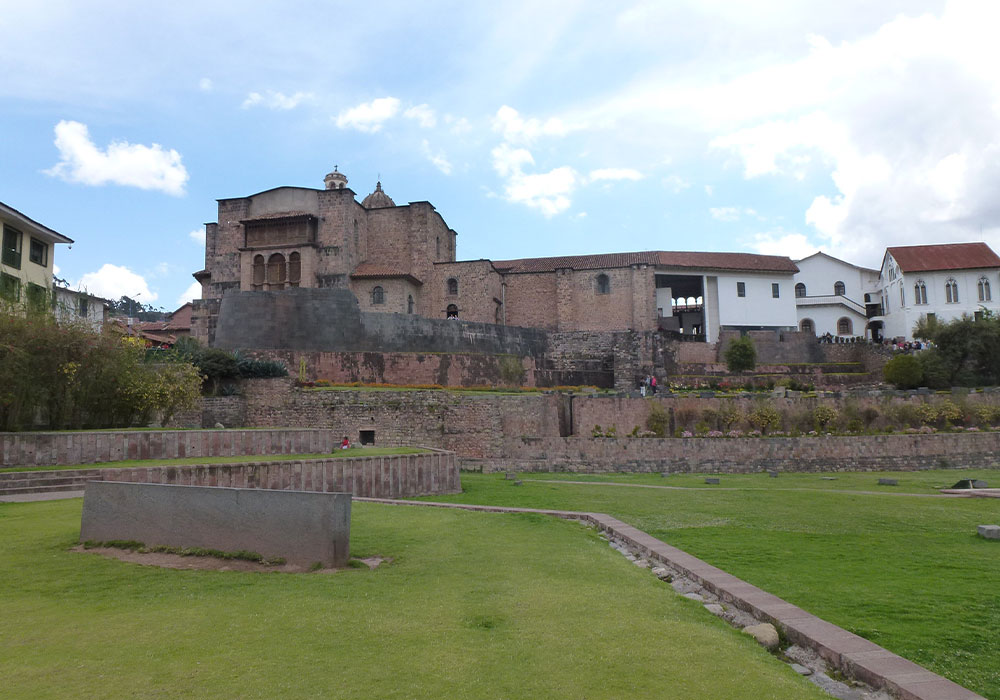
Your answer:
491;144;577;217
588;168;643;183
53;264;61;276
242;90;313;110
404;104;436;128
176;281;202;307
335;97;400;132
421;140;452;175
662;174;690;194
198;77;213;92
44;120;188;196
492;105;570;144
449;117;472;135
188;227;205;245
710;206;761;222
76;264;157;303
749;232;819;260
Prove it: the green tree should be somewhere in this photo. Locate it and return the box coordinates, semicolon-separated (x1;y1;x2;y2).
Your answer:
724;336;757;372
883;354;923;389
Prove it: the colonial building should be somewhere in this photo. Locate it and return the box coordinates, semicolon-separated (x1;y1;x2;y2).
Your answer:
793;252;879;339
1;200;73;309
191;169;800;345
53;287;109;331
872;242;1000;341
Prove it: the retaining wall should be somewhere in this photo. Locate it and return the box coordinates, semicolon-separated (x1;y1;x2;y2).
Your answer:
478;432;1000;473
1;451;460;499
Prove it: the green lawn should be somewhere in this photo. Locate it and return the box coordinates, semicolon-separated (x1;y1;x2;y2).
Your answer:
0;499;824;699
0;447;429;473
427;471;1000;698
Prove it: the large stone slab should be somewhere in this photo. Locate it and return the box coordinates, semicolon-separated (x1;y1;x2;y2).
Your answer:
80;481;351;566
977;525;1000;540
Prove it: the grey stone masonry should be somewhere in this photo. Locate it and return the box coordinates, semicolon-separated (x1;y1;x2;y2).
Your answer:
977;525;1000;540
81;482;351;566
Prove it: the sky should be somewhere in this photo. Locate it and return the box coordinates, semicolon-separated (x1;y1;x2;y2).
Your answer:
3;0;1000;310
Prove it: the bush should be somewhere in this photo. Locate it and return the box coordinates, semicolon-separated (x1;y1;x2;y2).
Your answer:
748;401;780;433
883;355;923;389
646;404;670;438
724;336;757;372
812;405;839;431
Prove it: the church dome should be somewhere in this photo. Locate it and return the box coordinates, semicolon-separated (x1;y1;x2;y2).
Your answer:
361;181;396;209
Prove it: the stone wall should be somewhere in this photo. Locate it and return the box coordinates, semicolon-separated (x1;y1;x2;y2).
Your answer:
483;432;1000;473
0;428;341;468
2;451;460;499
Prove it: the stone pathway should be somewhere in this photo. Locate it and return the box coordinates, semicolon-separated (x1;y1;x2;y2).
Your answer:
529;479;966;498
0;489;84;503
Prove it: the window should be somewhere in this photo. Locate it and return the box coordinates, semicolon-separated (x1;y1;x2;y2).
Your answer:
900;286;904;307
1;272;20;301
371;286;385;305
945;278;958;304
914;280;927;305
736;281;746;297
446;303;458;319
252;255;265;290
266;253;286;290
2;225;22;269
596;274;610;295
772;283;780;298
359;429;375;446
800;319;815;334
29;238;47;266
407;294;414;314
834;281;846;296
447;278;458;295
287;252;301;287
837;317;853;335
79;296;89;318
978;277;991;302
794;282;806;298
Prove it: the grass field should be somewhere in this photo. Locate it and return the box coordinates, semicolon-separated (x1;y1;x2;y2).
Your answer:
425;470;1000;699
0;447;429;474
0;499;825;699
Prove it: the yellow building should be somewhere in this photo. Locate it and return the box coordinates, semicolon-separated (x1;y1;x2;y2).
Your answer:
1;200;73;308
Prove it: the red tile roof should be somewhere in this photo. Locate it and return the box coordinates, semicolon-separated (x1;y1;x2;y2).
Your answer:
886;242;1000;273
350;263;423;285
492;250;798;274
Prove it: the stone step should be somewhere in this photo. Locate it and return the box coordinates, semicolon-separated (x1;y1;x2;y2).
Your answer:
0;469;103;483
0;482;92;496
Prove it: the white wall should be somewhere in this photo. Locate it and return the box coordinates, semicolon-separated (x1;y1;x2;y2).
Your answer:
794;253;878;337
883;265;1000;340
715;272;798;329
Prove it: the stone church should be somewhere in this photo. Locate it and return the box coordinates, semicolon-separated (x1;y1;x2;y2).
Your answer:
191;168;800;346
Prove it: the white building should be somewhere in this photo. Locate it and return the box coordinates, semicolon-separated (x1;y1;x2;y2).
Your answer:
873;242;1000;341
793;252;879;339
53;287;109;331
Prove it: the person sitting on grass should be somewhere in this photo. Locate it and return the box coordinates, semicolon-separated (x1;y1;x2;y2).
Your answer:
340;436;350;450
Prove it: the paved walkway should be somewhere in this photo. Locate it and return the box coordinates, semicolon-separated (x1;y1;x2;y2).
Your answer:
0;490;84;503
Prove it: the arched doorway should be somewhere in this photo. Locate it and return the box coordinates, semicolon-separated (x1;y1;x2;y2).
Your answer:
799;318;815;335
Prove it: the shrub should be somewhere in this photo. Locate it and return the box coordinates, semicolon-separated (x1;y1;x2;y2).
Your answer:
646;404;670;438
498;355;527;386
813;405;839;431
748;402;780;433
724;336;757;372
937;399;962;426
883;354;923;389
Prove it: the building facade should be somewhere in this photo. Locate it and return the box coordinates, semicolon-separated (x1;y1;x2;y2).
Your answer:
190;169;801;345
1;201;73;309
793;252;879;339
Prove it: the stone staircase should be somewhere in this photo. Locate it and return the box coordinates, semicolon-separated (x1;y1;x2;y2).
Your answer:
0;469;102;496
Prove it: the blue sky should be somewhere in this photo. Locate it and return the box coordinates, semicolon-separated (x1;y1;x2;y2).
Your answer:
3;0;998;310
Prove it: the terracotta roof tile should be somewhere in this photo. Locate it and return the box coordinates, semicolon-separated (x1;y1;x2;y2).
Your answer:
887;242;1000;273
350;263;423;285
491;250;798;274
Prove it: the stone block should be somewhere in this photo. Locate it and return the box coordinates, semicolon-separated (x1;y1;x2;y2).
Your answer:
705;477;720;484
878;478;898;486
80;481;351;567
977;525;1000;540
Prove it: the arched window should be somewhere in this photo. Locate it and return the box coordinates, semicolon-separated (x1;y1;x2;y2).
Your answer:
447;278;458;295
795;282;806;298
287;252;301;287
834;281;846;296
446;303;458;319
407;294;414;314
914;280;927;305
267;253;286;290
978;277;991;302
252;254;265;290
372;286;384;305
945;278;958;304
596;274;610;294
800;319;815;335
837;317;852;336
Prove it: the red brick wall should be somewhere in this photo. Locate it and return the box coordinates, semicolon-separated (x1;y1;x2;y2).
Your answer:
503;272;559;329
